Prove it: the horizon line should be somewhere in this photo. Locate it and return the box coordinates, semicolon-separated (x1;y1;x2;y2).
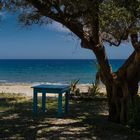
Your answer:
0;58;126;60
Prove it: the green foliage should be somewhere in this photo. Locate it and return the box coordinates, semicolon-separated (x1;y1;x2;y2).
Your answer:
114;0;140;16
99;0;134;45
70;79;80;96
88;83;100;98
2;0;140;46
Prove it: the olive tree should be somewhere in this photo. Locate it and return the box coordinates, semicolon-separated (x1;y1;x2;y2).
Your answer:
2;0;140;123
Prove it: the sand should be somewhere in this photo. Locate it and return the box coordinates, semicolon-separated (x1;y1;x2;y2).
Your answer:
0;83;139;97
0;83;34;96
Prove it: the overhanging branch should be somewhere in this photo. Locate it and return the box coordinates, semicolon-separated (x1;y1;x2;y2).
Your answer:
103;39;122;47
26;0;84;40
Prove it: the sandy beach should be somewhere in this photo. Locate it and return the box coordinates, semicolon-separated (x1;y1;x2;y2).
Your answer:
0;83;107;97
0;83;139;97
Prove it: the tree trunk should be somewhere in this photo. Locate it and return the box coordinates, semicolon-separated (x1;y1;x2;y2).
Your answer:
106;79;139;123
92;42;140;123
107;80;129;123
106;51;140;123
81;32;140;123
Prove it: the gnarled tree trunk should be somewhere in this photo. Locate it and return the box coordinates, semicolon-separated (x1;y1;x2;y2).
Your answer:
88;34;140;123
97;51;140;123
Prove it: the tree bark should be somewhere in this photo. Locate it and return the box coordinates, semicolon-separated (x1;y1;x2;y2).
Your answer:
107;51;139;123
93;42;140;123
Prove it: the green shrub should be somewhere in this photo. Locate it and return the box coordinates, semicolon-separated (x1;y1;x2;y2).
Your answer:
88;83;100;98
70;79;80;96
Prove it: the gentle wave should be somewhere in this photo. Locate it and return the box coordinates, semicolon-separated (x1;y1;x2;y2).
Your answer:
0;80;7;83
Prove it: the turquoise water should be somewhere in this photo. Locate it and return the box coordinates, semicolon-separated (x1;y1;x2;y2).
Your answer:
0;59;125;84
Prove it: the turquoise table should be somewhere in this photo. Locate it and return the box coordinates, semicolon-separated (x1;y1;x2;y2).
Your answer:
32;84;70;117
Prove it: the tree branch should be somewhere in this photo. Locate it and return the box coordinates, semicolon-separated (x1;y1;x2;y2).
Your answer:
117;51;140;82
102;22;136;47
103;39;122;47
130;33;140;52
26;0;84;40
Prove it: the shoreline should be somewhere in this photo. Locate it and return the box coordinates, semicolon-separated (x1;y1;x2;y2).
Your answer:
0;82;139;97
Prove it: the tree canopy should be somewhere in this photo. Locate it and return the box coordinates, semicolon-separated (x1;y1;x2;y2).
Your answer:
2;0;140;49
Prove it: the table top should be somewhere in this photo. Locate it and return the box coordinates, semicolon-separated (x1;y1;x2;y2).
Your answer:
32;84;70;93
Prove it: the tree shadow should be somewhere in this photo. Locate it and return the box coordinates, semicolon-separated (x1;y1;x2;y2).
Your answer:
0;95;140;139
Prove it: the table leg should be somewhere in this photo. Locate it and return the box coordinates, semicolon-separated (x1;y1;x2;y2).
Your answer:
33;89;38;114
58;93;63;117
42;92;46;113
65;91;69;114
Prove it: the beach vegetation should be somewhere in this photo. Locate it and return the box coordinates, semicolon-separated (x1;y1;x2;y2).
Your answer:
70;79;80;96
1;0;140;124
88;83;100;98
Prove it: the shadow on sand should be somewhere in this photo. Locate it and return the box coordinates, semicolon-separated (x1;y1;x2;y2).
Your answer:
0;95;140;139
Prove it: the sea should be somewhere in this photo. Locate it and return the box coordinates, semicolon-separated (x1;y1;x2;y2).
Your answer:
0;59;125;84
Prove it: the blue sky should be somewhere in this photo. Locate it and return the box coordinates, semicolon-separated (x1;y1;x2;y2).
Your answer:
0;12;134;59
